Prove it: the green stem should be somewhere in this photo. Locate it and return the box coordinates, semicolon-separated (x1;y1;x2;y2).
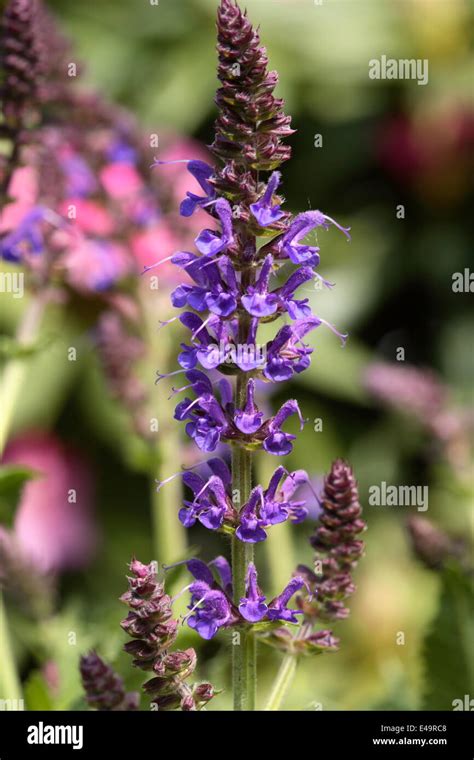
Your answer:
0;293;49;703
264;652;297;711
0;591;23;705
151;413;187;567
232;373;256;711
0;293;47;457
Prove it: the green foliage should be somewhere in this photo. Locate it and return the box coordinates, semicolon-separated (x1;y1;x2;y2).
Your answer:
24;671;54;711
0;334;52;361
422;566;474;710
0;464;38;524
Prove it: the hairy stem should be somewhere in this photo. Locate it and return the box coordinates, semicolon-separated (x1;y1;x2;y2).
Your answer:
232;373;256;710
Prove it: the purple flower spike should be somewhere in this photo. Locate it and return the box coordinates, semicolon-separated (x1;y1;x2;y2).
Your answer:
152;0;361;669
195;198;234;255
250;172;285;227
267;577;305;623
239;563;268;622
234;379;264;434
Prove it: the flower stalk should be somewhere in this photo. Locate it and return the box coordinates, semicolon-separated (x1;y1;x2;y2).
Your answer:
0;591;22;704
0;291;48;457
152;0;358;711
264;649;297;712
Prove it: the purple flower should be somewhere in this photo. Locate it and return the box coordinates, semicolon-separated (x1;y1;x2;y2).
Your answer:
185;402;228;452
264;317;319;382
171;252;238;317
185;557;237;640
260;466;309;525
195;198;234;256
209;555;233;596
234;379;264;434
61;153;97;197
153;158;215;217
236;488;268;543
177;313;219;370
278;210;351;266
206;255;238;316
0;207;50;262
263;399;305;456
181;556;306;635
279;212;321;266
267;577;305;623
180;468;234;530
174;370;232;452
188;581;232;640
179;160;216;217
276;266;314;320
241;255;278;317
250;172;285;227
107;141;138;164
239;563;268;622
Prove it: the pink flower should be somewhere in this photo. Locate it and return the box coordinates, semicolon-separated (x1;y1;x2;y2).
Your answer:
131;222;180;275
59;199;115;236
100;162;144;199
0;166;38;233
62;239;131;293
2;432;98;573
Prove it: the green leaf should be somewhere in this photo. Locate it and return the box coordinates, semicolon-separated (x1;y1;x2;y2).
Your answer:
0;465;40;522
24;671;54;711
0;335;52;361
422;565;474;710
0;465;39;494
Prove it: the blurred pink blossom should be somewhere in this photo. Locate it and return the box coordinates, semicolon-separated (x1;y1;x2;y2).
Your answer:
131;222;180;274
62;239;131;292
59;198;115;236
2;432;98;574
99;162;144;199
0;166;37;233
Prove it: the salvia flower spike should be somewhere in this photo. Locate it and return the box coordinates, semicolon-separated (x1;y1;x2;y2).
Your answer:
120;558;215;711
298;459;366;626
151;0;359;710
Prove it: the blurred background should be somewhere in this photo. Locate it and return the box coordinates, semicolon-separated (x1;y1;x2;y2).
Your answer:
0;0;472;711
